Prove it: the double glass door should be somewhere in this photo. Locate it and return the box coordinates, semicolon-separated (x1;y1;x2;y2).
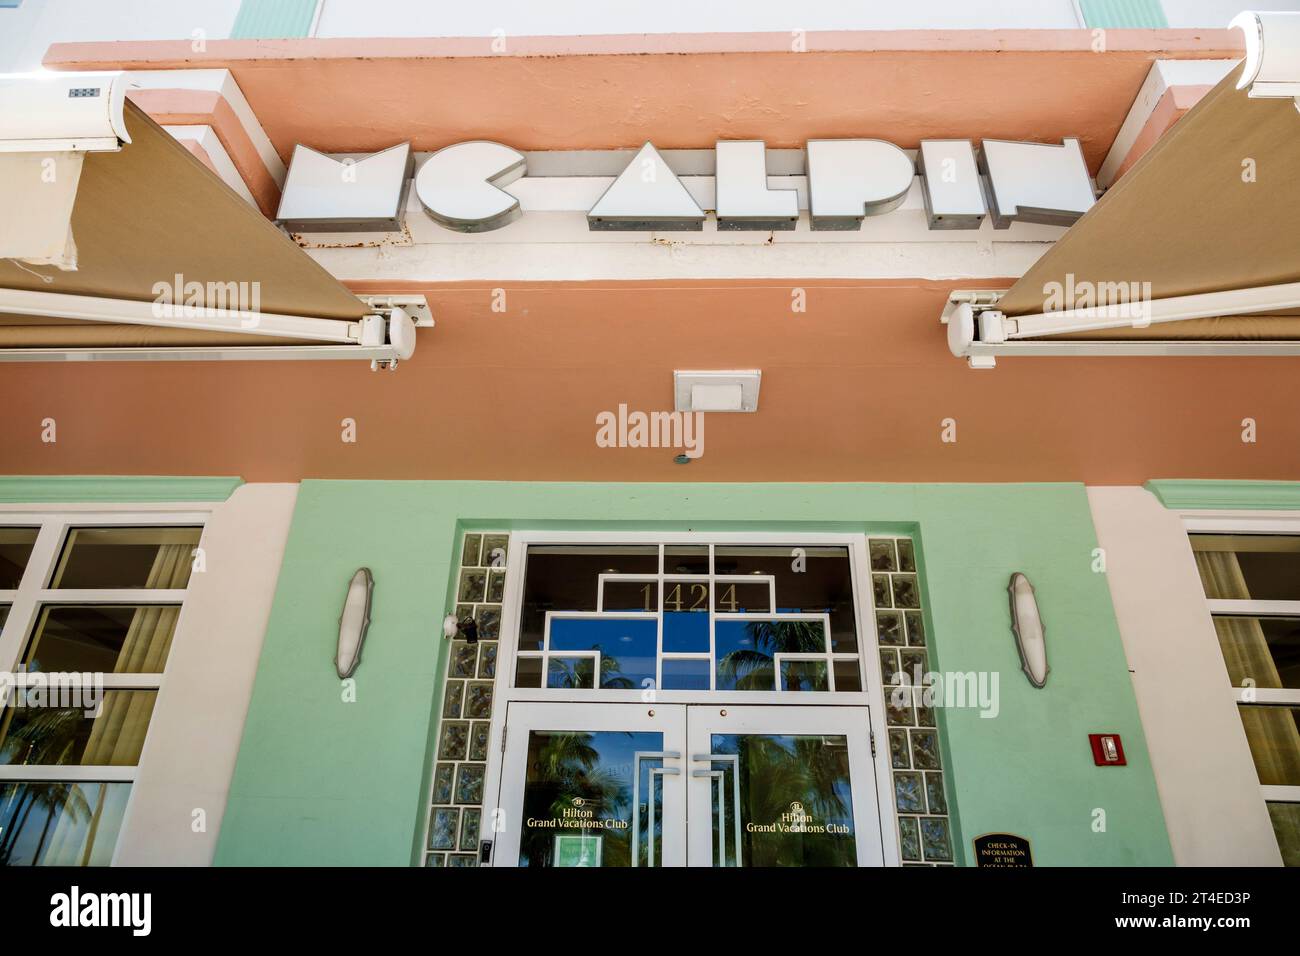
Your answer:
495;702;883;867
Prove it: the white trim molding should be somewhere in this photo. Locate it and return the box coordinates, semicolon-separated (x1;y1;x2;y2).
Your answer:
1097;59;1236;189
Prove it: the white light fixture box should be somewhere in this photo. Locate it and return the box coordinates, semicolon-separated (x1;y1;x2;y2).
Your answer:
674;370;761;412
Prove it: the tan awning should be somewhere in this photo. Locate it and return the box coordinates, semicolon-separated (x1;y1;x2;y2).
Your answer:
996;62;1300;341
0;95;415;359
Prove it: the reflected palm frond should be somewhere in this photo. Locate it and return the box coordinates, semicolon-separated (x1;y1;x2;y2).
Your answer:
718;621;825;690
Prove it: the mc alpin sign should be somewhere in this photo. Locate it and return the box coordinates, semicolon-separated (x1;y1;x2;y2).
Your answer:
276;137;1096;235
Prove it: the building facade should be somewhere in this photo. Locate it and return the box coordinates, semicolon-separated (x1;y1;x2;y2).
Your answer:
0;1;1297;868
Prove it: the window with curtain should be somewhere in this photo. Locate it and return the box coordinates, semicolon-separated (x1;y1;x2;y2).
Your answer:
1191;533;1300;866
0;523;201;866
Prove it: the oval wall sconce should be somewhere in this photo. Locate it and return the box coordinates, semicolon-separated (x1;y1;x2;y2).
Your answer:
1008;572;1049;688
335;567;374;679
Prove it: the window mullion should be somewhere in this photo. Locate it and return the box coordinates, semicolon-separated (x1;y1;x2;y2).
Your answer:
0;766;136;783
1260;785;1300;802
98;674;163;690
1207;599;1300;617
34;588;189;605
1235;688;1300;706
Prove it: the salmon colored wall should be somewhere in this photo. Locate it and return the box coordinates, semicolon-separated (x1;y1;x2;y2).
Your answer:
45;31;1243;172
2;279;1297;485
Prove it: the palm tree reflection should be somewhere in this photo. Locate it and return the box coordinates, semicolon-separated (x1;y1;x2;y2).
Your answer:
717;621;826;691
546;653;636;690
520;731;637;867
0;709;97;866
713;733;855;867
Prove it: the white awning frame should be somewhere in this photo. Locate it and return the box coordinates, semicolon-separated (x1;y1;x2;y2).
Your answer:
0;343;410;363
941;288;1300;368
943;15;1300;368
0;292;431;366
996;280;1300;339
0;287;361;342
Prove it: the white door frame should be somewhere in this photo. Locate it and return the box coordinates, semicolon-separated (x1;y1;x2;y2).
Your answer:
479;530;903;867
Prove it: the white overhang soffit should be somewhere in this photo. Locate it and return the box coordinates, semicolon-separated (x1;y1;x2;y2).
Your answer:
0;72;426;365
942;11;1300;368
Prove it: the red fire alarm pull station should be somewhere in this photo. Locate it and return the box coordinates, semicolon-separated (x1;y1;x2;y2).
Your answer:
1089;733;1126;766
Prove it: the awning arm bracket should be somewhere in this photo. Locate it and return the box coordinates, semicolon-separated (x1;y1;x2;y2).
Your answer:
359;294;434;328
0;287;430;365
941;291;1007;369
941;283;1300;367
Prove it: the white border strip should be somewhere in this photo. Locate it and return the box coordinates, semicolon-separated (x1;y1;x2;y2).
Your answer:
1097;59;1237;189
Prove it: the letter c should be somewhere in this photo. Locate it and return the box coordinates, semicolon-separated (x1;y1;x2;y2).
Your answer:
415;141;526;233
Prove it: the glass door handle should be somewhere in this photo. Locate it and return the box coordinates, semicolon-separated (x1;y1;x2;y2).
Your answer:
632;751;680;868
690;753;743;867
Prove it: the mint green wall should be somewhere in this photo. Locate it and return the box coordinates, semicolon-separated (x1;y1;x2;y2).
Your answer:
0;476;241;502
1146;479;1300;511
214;481;1172;867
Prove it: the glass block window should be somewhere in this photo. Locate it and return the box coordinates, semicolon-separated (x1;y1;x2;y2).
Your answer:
1191;532;1300;866
423;532;508;867
870;536;953;866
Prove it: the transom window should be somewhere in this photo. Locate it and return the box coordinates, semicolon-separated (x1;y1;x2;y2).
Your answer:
512;542;866;695
0;516;203;867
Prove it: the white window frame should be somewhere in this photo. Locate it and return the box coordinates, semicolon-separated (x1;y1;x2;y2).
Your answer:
1183;511;1300;808
0;506;208;797
477;530;905;868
